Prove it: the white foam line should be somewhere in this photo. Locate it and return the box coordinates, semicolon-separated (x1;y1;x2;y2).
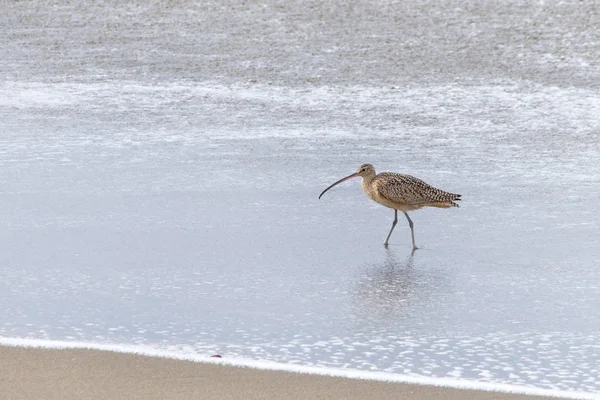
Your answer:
1;337;598;400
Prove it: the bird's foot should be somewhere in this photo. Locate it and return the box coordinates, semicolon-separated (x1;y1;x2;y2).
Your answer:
410;245;420;255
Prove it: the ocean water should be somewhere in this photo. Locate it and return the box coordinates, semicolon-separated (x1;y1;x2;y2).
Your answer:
1;0;599;397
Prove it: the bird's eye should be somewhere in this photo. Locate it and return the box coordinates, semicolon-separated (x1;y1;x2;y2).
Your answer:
361;168;366;172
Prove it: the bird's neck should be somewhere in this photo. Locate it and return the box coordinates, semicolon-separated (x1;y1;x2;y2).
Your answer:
362;172;375;184
360;173;376;193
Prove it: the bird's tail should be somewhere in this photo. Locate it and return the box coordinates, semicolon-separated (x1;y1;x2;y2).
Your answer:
430;193;461;208
450;193;462;208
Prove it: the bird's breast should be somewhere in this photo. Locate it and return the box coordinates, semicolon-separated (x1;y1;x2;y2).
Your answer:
362;179;392;208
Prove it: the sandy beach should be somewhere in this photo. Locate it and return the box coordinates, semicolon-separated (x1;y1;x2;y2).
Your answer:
0;346;577;400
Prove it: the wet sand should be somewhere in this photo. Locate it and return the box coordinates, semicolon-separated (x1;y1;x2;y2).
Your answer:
0;346;572;400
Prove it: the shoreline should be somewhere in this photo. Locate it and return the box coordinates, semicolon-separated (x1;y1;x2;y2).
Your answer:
1;339;597;400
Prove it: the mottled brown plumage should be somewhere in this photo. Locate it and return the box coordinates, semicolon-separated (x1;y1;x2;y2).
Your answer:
319;163;461;250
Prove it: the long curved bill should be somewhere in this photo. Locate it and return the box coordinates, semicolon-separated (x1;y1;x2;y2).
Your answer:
318;172;359;199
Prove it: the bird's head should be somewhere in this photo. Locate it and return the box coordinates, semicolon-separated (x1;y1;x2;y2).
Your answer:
356;163;376;178
318;163;376;199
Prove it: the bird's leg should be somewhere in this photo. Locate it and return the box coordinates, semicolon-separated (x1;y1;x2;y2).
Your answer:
383;209;398;246
403;212;418;251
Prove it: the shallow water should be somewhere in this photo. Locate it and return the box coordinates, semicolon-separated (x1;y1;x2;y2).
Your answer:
1;0;599;395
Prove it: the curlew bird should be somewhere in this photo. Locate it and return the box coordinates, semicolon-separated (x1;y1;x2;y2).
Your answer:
319;164;461;250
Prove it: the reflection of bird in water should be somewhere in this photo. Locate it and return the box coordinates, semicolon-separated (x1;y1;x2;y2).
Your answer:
352;250;451;333
352;250;420;320
319;164;461;251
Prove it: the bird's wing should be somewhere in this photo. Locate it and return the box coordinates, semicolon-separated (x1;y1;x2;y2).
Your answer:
375;173;460;205
374;173;428;204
